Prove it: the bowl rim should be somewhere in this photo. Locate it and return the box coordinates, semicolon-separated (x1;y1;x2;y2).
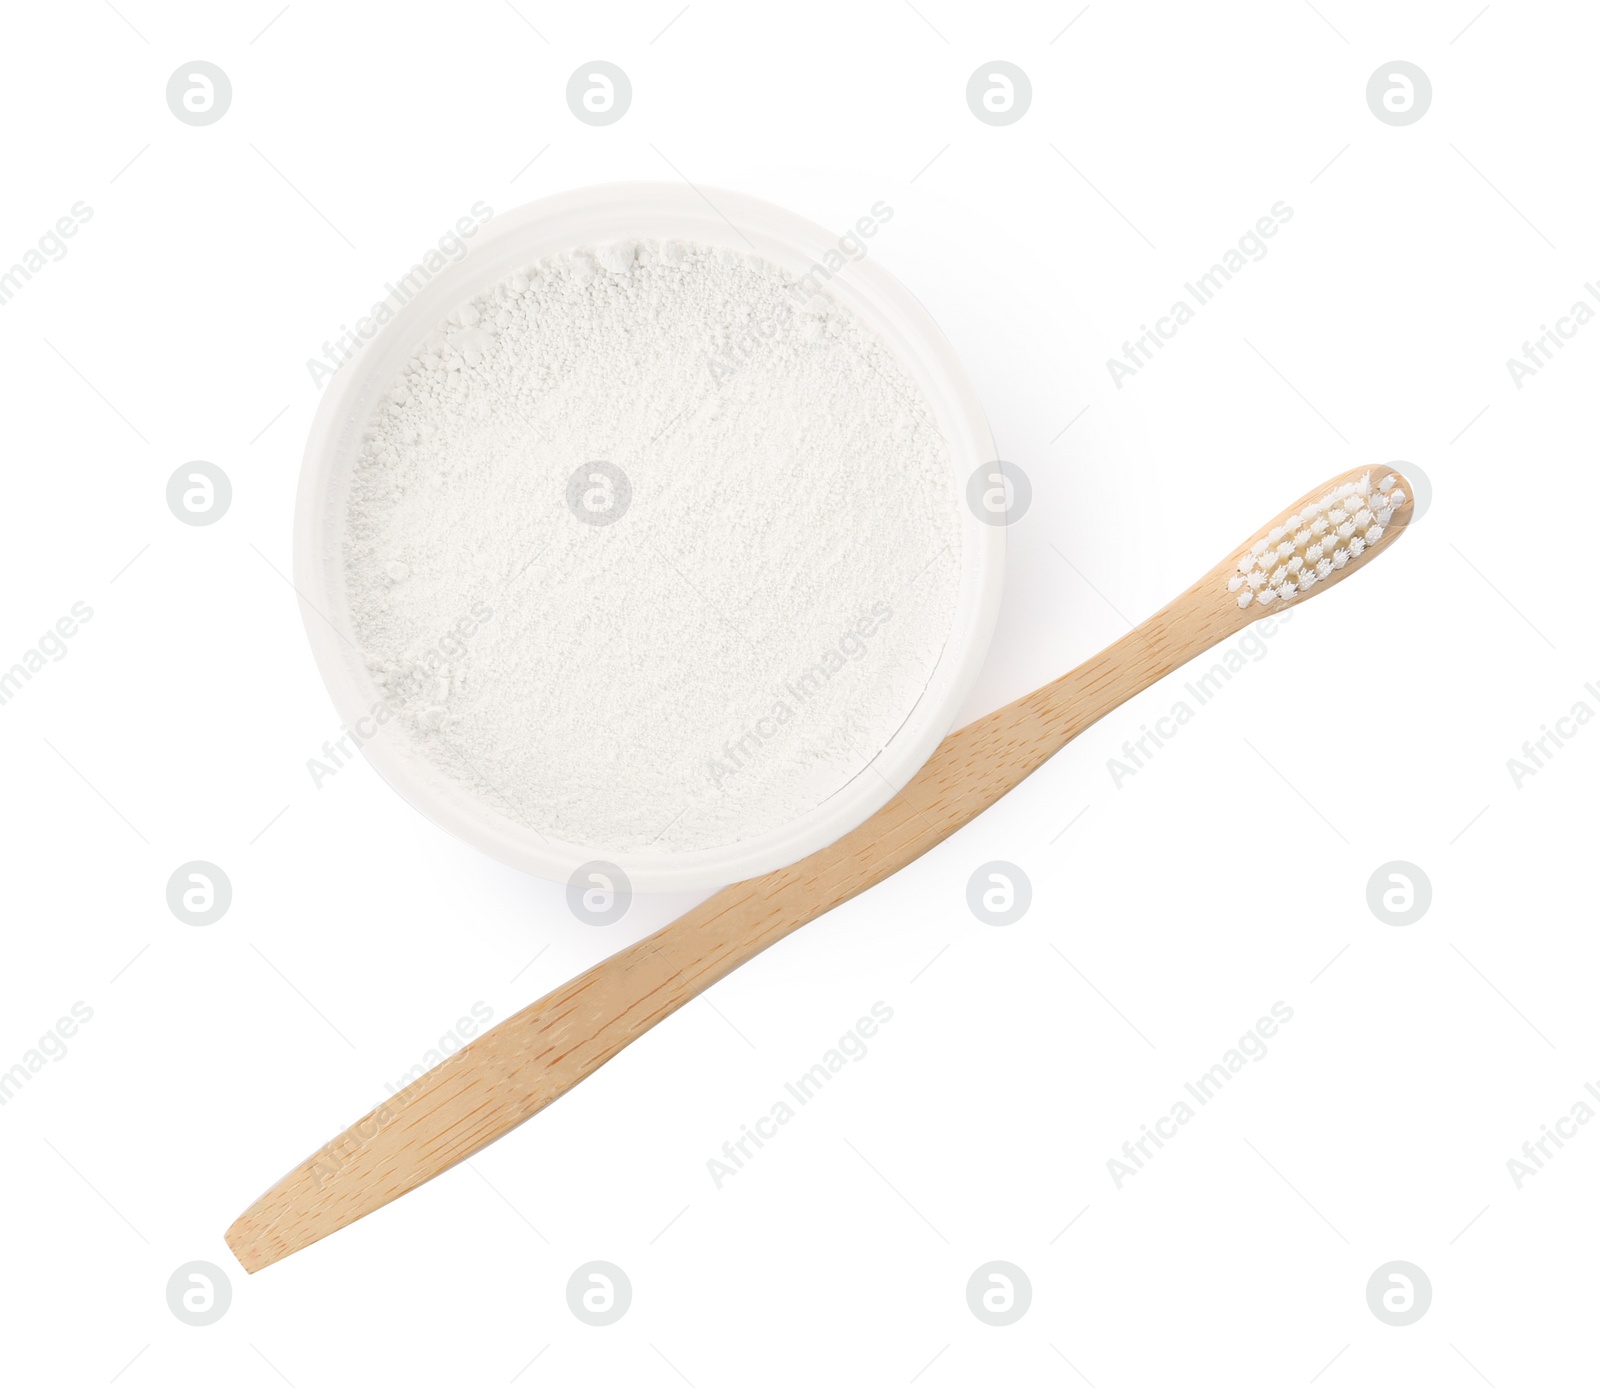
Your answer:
293;181;1005;892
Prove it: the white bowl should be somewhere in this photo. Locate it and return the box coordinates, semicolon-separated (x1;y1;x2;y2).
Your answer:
294;183;1003;892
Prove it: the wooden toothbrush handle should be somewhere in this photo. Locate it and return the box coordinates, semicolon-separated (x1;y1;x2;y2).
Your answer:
224;574;1241;1272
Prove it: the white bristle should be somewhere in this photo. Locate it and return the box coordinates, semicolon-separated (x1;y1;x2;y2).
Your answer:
1222;470;1394;606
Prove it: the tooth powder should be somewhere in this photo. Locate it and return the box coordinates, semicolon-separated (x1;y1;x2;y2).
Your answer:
342;238;962;855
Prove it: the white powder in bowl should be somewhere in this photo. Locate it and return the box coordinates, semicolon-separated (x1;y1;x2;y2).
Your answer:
342;238;961;856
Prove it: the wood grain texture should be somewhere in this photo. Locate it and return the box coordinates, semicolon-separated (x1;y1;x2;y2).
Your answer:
226;466;1412;1272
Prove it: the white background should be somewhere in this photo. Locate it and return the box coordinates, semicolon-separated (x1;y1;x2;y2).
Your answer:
2;1;1596;1383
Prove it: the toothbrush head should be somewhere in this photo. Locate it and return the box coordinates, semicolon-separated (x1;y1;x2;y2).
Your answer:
1226;468;1414;610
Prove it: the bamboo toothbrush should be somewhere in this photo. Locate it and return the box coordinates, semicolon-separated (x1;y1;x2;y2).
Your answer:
227;465;1413;1272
